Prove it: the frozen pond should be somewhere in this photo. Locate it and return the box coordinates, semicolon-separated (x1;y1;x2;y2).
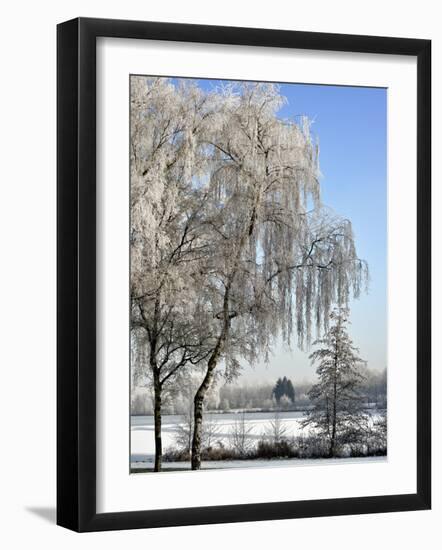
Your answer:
131;410;382;470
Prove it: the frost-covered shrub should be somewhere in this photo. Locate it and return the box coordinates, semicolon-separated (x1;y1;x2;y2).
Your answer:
295;435;331;458
229;412;255;455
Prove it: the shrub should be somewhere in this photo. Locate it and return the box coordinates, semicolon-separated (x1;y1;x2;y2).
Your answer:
295;434;331;458
255;439;298;459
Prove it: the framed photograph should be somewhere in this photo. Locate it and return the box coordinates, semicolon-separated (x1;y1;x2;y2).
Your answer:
57;17;431;532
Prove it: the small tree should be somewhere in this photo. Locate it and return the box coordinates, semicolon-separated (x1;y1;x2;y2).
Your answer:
174;408;219;455
230;412;255;456
174;405;196;455
302;308;366;457
173;374;219;455
265;410;288;445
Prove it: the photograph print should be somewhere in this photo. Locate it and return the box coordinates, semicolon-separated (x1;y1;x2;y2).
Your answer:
130;76;387;473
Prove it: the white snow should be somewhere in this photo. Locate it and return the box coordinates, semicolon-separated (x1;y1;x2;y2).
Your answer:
130;456;385;471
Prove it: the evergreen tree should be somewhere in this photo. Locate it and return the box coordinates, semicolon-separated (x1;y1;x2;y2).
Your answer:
272;376;295;405
286;379;295;404
272;378;284;404
302;308;366;457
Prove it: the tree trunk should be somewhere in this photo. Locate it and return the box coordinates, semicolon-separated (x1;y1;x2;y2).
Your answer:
330;417;336;457
191;358;218;470
153;371;162;472
190;184;261;470
330;378;337;457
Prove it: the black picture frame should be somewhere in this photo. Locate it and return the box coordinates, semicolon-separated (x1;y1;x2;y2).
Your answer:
57;17;431;532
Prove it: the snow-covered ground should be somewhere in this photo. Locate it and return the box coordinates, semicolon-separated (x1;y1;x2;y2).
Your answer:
131;456;385;471
131;411;383;470
131;411;306;463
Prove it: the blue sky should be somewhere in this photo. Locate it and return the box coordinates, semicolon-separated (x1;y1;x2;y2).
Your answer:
274;82;387;381
178;78;387;381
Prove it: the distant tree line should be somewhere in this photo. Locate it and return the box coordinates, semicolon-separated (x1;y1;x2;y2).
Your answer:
131;367;386;415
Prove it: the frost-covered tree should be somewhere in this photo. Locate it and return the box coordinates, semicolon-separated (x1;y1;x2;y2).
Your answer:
302;308;367;457
265;410;288;444
172;374;219;454
189;84;368;469
130;77;219;470
230;412;255;455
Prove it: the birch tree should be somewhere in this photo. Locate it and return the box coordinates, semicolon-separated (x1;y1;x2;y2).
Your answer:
130;77;218;470
189;83;368;469
302;308;367;457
